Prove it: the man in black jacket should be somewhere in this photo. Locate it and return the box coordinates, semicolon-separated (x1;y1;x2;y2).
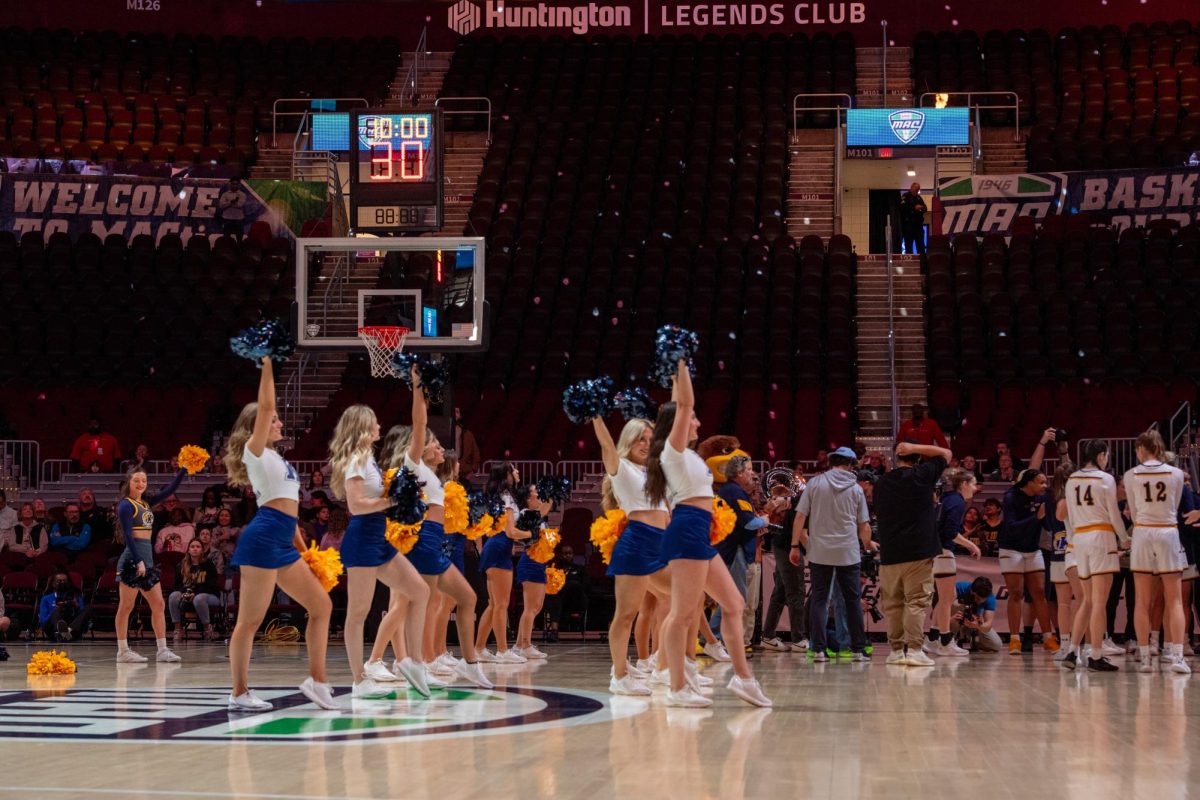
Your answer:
899;182;927;255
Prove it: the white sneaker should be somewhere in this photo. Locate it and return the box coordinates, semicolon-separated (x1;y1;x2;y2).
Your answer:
727;675;772;708
1097;638;1122;657
1138;656;1155;673
664;687;712;708
649;669;671;687
790;639;809;652
903;648;936;667
351;677;391;699
885;649;907;665
703;641;732;662
683;660;714;686
760;636;789;652
428;657;457;677
227;690;273;711
627;661;649;680
515;646;547;660
299;677;339;710
117;649;148;663
436;652;460;672
476;649;496;663
364;659;399;682
424;669;449;689
453;659;495;690
395;658;432;697
922;639;941;655
156;648;182;663
609;673;652;696
1168;656;1192;675
944;642;971;657
635;657;656;673
496;649;527;664
1053;643;1072;662
1124;638;1138;654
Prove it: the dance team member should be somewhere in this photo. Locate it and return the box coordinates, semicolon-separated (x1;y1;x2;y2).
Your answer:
513;483;554;660
926;468;982;657
224;357;336;710
476;463;531;663
424;454;466;675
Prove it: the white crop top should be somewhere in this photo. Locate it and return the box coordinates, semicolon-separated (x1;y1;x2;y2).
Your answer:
660;442;714;506
243;445;300;505
610;458;669;513
345;453;385;498
404;453;445;506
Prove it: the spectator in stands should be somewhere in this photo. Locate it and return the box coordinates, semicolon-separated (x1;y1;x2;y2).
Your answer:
38;572;91;642
194;527;224;575
897;404;949;448
544;544;588;642
77;488;111;544
32;498;49;528
980;498;1003;556
6;503;47;558
0;491;16;549
989;454;1016;483
121;444;150;473
985;442;1025;475
155;507;195;554
217;177;246;240
954;577;1002;652
961;455;983;482
301;470;328;510
864;452;888;477
319;508;349;552
303;505;332;547
193;488;224;528
70;417;122;473
211;508;240;569
454;407;482;478
169;539;222;643
153;494;183;536
899;182;928;256
49;502;92;552
961;506;985;549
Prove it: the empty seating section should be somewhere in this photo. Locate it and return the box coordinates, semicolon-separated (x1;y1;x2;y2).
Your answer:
0;27;398;166
428;34;857;460
912;21;1200;169
0;229;293;457
925;223;1200;456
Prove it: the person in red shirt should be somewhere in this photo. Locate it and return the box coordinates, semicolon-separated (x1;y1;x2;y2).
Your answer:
897;404;949;449
70;417;123;473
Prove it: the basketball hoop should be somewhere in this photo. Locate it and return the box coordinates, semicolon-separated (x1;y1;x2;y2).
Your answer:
359;326;410;378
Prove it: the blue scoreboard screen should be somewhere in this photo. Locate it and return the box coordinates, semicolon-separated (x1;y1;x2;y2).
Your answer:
846;108;970;147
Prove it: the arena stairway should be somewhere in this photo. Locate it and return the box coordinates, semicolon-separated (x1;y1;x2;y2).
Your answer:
855;46;914;108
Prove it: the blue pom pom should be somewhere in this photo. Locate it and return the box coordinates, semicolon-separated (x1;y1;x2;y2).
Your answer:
467;490;505;526
119;559;161;590
230;318;296;365
562;376;615;424
391;353;450;405
515;508;545;533
650;325;699;388
535;475;572;506
386;466;427;525
615;386;657;421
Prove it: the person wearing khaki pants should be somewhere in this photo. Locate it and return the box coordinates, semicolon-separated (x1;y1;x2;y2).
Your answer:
872;441;953;666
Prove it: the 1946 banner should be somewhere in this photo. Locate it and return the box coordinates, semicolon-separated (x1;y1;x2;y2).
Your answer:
0;174;289;243
938;167;1200;236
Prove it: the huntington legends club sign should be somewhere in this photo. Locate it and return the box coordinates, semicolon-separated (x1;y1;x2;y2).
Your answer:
448;0;867;35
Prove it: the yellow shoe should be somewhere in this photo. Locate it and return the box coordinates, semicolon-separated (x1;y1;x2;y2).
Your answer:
1009;636;1022;655
1044;633;1060;653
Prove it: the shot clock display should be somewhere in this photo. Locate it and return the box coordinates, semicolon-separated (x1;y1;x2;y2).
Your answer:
349;111;443;233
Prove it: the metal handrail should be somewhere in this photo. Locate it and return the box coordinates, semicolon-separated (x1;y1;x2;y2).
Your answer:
919;91;1021;141
0;440;39;489
398;26;429;107
434;96;493;144
791;94;852;232
885;216;899;441
271;97;369;147
1169;401;1192;454
790;93;854;133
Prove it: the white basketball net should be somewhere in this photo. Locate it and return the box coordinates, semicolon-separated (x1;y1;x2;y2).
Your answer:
358;326;410;378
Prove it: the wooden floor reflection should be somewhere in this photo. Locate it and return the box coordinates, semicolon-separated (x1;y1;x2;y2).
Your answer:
0;641;1194;799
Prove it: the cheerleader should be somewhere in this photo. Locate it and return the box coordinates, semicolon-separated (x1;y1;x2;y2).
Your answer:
383;366;493;688
645;360;771;707
925;468;982;657
114;464;187;663
329;403;432;698
513;484;555;659
475;463;531;663
592;416;672;695
423;454;464;674
1061;440;1128;671
224;358;336;711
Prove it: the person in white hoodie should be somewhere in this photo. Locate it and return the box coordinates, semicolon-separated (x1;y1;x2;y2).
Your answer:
790;446;877;663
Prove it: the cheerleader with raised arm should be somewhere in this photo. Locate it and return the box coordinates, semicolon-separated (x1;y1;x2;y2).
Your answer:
329;403;432;698
645;360;771;707
592;416;672;695
475;463;531;663
383;365;493;688
114;464;187;664
224;358;336;711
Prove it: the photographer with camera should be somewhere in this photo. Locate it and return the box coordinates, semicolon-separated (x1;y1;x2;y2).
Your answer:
954;577;1002;652
873;441;952;666
790;447;874;663
38;572;92;642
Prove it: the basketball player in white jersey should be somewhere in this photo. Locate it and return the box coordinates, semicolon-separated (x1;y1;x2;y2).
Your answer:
1123;431;1191;674
1061;440;1128;671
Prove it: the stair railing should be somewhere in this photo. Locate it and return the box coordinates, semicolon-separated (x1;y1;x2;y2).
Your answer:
791;93;852;233
434;97;493;144
919;91;1020;141
271;97;369;147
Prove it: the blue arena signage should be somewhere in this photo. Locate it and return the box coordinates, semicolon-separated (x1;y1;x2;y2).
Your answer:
846;108;970;147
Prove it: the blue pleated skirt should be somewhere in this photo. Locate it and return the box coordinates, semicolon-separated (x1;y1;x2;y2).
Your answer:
339;512;396;569
516;552;547;584
660;504;717;563
607;519;667;577
232;507;302;570
408;520;452;576
479;533;514;572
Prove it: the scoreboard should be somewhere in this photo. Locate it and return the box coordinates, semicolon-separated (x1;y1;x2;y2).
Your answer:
349;111;443;233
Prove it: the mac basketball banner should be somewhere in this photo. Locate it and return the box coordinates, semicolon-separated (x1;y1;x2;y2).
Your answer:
938;168;1200;236
0;174;288;243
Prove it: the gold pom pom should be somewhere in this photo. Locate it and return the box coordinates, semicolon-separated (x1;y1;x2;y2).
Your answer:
443;482;469;534
386;518;422;554
589;509;628;565
300;542;344;592
177;444;211;476
545;566;566;595
528;527;560;564
489;509;507;536
709;498;737;545
464;513;493;541
382;467;398;497
26;650;77;675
